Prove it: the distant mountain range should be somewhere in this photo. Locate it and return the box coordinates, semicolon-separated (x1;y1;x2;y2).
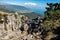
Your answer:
0;2;44;18
0;2;32;13
0;2;45;14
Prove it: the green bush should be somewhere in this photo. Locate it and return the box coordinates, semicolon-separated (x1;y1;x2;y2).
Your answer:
42;20;58;32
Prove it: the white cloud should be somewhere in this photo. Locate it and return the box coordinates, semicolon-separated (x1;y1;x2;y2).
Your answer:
6;2;17;5
24;2;37;6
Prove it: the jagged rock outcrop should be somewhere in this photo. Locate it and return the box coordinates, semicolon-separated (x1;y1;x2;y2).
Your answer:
0;11;43;40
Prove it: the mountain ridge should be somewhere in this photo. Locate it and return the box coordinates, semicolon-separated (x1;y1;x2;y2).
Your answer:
0;2;32;13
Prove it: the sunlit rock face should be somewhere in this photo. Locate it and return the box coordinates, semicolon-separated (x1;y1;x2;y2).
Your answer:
0;12;22;31
0;12;22;39
0;11;34;40
0;11;42;40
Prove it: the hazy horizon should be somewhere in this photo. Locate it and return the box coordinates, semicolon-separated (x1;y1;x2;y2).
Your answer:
0;0;60;14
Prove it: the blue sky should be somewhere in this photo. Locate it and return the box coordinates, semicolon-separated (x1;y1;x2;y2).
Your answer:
0;0;60;14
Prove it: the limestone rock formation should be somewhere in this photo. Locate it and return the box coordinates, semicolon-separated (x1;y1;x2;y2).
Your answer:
0;11;42;40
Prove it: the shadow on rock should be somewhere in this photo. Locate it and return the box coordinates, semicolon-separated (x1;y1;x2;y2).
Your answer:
51;27;60;40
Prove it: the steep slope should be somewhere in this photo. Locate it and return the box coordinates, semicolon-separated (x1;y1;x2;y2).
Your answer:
0;2;32;13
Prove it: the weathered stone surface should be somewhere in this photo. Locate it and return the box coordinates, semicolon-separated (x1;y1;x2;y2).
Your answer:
0;11;42;40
